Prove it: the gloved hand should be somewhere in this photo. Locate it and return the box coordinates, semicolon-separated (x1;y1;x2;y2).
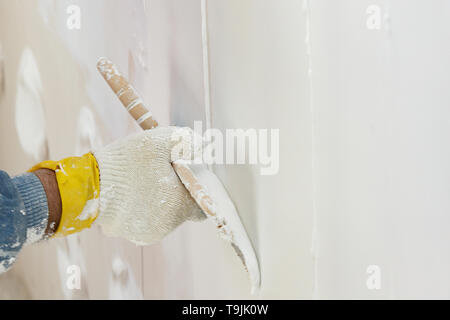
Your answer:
30;127;205;245
93;127;205;245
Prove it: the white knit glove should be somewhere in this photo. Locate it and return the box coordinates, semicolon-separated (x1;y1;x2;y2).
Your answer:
93;127;205;245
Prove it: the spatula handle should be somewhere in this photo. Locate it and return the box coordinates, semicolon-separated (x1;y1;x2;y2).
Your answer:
97;57;158;130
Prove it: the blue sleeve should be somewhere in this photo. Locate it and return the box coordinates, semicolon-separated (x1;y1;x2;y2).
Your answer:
0;171;48;273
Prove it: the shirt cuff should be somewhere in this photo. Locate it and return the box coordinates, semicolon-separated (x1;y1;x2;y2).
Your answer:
11;173;49;245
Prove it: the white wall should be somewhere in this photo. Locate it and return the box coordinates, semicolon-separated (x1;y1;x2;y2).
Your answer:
1;0;450;299
309;0;450;299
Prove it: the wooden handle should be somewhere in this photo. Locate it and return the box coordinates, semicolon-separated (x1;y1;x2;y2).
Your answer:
97;56;216;220
97;57;158;130
97;57;217;218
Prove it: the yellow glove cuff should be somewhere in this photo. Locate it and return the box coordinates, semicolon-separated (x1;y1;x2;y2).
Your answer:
29;153;100;237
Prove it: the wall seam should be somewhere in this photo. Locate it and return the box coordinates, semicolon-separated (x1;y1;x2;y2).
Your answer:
303;0;320;299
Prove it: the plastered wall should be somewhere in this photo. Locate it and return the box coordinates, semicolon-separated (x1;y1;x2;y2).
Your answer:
0;0;312;299
1;0;450;299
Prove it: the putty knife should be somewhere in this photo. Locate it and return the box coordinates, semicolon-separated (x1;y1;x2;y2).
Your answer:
97;57;260;293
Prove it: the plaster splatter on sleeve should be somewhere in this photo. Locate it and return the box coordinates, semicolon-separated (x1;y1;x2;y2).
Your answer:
0;171;49;273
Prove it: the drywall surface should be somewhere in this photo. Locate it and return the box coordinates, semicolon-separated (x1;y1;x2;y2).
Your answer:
205;0;315;298
0;0;145;299
1;0;450;299
308;0;450;299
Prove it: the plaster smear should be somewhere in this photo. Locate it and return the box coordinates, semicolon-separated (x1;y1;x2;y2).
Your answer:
303;0;320;299
37;0;56;27
173;160;260;294
0;43;4;96
77;198;100;222
109;256;143;300
75;106;103;155
15;47;48;162
24;217;48;246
